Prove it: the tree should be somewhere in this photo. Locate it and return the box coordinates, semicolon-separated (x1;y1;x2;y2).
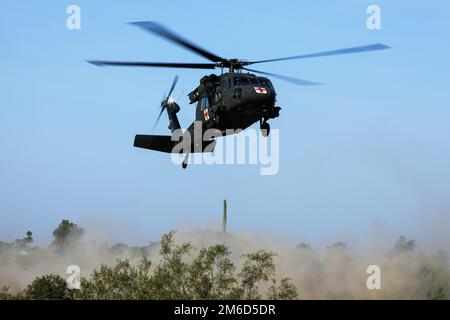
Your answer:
77;255;153;300
0;241;13;253
78;231;192;300
74;231;298;300
14;230;33;249
268;277;298;300
110;243;129;255
419;257;449;300
427;286;446;300
0;287;12;300
25;231;33;244
390;236;416;255
188;244;236;299
238;250;276;299
24;274;72;300
149;230;193;299
327;241;347;251
51;219;84;250
296;242;312;251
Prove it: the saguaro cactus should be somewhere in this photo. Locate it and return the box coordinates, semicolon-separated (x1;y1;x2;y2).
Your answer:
222;199;227;235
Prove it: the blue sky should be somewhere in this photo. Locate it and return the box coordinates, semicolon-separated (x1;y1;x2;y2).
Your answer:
1;1;449;247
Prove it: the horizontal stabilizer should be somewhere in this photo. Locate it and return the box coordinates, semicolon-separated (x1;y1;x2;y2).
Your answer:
134;134;216;153
134;135;176;153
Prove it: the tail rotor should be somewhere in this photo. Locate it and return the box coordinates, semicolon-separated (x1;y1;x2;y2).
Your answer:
152;75;181;132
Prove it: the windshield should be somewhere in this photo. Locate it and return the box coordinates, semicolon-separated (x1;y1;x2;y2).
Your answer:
249;77;259;85
258;78;272;88
233;77;250;86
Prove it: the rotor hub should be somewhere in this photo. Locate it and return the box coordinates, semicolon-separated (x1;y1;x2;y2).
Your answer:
216;59;251;72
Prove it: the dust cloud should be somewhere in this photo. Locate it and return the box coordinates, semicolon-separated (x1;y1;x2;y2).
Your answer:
1;221;449;299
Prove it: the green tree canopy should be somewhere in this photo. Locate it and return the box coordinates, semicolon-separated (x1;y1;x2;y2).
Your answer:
76;231;298;300
14;230;33;249
51;219;84;249
25;274;72;300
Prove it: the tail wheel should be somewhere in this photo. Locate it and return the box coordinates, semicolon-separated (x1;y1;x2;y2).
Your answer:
182;153;189;169
260;122;270;137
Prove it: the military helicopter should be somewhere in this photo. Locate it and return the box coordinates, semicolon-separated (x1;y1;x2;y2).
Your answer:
88;21;390;168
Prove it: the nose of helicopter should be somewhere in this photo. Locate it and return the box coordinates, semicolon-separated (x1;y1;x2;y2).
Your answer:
238;84;276;107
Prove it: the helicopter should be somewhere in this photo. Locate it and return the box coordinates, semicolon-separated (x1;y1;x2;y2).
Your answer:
88;21;390;169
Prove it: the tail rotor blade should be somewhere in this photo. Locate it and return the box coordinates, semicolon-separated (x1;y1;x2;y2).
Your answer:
167;75;179;99
154;76;179;131
152;106;166;131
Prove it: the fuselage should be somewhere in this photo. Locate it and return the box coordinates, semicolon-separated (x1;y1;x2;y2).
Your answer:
193;72;277;134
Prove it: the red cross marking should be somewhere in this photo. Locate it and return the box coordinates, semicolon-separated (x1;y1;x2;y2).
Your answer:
254;87;267;94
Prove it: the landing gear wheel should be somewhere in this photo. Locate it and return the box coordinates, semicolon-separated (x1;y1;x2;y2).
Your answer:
182;153;189;169
260;122;270;137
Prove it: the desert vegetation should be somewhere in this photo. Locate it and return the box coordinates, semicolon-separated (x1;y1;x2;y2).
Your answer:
0;219;449;300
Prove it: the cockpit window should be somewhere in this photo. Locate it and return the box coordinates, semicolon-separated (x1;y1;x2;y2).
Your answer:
249;77;259;85
223;78;231;92
234;77;250;86
258;78;272;88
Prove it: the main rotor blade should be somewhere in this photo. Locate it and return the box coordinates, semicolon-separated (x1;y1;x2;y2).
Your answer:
248;43;390;65
129;21;226;63
243;68;322;86
167;75;179;99
87;61;217;69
